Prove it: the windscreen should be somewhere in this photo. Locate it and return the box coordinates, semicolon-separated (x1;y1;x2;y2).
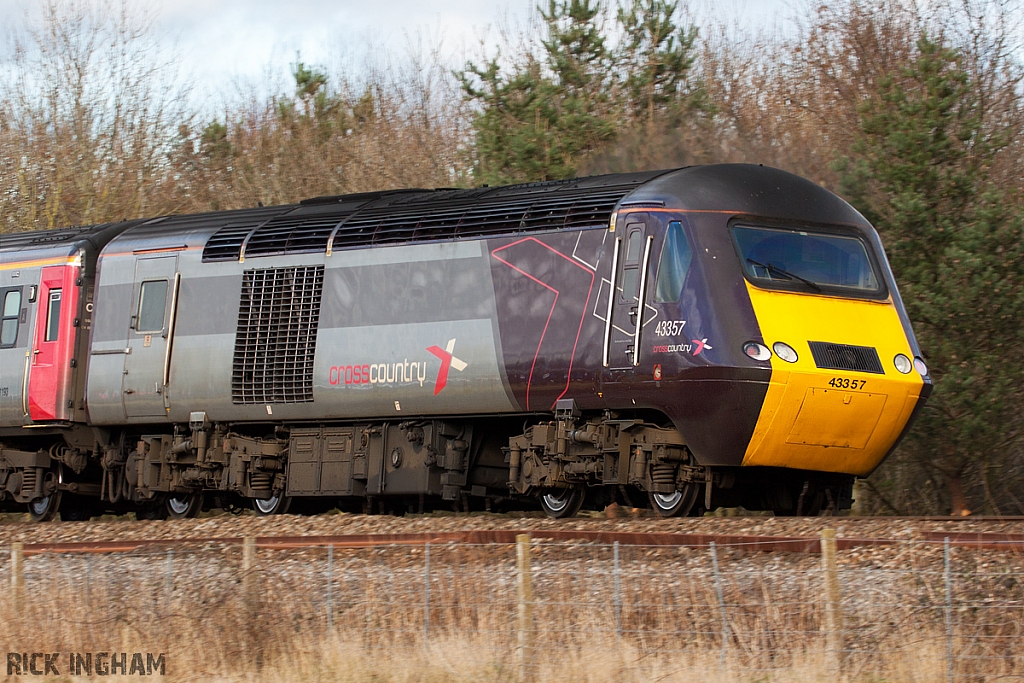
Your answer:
733;226;883;296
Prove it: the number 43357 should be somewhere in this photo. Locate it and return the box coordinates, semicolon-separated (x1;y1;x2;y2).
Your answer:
828;377;866;390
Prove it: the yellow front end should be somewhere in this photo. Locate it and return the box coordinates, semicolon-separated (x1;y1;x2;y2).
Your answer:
742;285;926;476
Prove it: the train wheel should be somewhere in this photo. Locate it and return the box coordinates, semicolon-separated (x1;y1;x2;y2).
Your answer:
166;493;203;519
60;507;92;521
27;467;63;522
648;484;700;518
27;490;62;522
252;493;292;516
539;488;585;519
136;499;169;520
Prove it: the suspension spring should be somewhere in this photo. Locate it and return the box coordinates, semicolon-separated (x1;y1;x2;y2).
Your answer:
250;472;272;491
651;463;676;486
21;468;38;496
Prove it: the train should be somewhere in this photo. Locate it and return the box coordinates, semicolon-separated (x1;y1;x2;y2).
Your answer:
0;164;931;521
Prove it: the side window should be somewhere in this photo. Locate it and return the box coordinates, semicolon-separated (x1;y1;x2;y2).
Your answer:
654;222;693;303
0;288;22;347
619;226;644;302
625;229;643;261
45;289;62;342
136;280;168;333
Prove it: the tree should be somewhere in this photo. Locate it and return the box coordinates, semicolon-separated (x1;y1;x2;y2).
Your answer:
459;0;616;184
460;0;712;181
0;0;190;231
838;34;1024;515
616;0;707;127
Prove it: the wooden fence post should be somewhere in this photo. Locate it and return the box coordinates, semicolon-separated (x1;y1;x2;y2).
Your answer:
242;537;257;611
11;542;24;612
821;528;843;672
516;534;533;683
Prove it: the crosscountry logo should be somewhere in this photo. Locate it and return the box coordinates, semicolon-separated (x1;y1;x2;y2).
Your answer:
426;338;467;395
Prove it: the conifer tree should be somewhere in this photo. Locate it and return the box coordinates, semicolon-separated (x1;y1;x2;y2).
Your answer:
838;35;1024;514
459;0;615;184
616;0;707;126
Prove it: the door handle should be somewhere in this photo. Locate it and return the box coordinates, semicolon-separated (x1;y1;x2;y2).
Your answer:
124;389;135;395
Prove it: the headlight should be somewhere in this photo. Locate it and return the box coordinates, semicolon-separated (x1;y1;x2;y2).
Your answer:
743;342;771;361
772;342;798;363
913;357;928;376
894;354;912;374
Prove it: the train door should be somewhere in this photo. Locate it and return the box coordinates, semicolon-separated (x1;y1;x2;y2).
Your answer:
604;215;655;371
27;265;80;421
122;256;179;418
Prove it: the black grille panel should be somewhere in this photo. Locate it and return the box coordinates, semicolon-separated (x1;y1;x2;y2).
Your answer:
244;213;340;257
232;266;324;404
808;341;885;374
332;190;628;249
202;171;669;261
203;222;267;261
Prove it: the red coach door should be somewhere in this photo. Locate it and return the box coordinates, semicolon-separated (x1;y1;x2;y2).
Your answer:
28;264;80;421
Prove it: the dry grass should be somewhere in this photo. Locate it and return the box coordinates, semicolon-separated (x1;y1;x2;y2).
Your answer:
0;540;1020;681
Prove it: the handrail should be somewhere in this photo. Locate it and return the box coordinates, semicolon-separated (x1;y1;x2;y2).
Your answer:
602;237;622;367
632;235;654;366
21;350;30;416
162;272;181;389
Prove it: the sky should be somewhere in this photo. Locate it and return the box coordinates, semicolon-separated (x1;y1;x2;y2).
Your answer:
0;0;796;102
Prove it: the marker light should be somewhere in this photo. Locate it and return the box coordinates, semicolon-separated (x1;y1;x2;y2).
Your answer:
743;342;771;361
894;354;912;374
772;342;798;363
913;357;929;376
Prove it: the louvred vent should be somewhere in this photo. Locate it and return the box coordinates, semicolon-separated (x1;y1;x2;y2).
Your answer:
232;266;324;404
202;224;261;262
202;171;667;261
808;341;885;374
243;214;341;257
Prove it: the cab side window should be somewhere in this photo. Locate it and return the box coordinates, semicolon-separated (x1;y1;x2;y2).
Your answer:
654;222;693;303
136;280;168;333
619;226;644;302
0;288;22;347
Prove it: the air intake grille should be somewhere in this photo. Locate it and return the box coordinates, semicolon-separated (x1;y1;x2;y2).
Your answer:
333;189;629;248
232;266;324;404
201;170;668;261
807;341;884;375
243;214;341;257
203;223;266;261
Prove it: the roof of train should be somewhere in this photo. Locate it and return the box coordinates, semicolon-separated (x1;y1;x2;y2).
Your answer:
0;220;148;263
140;168;674;261
4;165;870;263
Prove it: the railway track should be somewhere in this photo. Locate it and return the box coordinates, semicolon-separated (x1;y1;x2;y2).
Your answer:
8;526;1023;556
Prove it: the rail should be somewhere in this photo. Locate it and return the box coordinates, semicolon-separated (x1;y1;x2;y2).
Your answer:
11;528;1024;556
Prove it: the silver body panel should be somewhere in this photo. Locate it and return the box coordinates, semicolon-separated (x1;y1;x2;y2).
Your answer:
86;237;517;425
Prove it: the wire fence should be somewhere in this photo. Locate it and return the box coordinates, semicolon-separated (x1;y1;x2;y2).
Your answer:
0;534;1021;681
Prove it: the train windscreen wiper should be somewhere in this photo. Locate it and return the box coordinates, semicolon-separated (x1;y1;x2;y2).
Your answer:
746;258;822;292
